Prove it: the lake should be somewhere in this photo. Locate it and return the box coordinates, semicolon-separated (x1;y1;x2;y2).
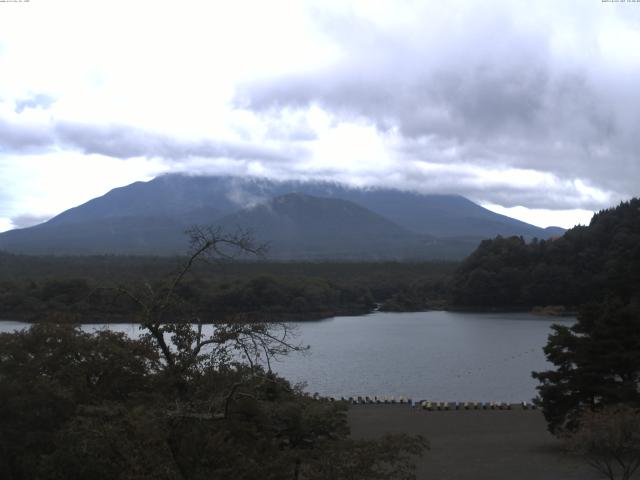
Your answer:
0;311;572;402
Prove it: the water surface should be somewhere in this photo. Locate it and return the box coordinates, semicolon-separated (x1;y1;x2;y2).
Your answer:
0;311;572;402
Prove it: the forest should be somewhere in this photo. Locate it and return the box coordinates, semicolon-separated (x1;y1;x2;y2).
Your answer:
0;253;454;322
1;199;638;322
450;198;640;310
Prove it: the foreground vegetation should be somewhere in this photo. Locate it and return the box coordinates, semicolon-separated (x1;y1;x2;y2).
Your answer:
0;323;426;480
0;229;427;479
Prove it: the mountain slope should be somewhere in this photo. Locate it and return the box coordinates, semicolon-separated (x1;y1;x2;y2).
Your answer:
45;176;232;226
0;214;210;255
216;193;422;259
291;185;554;238
37;174;564;236
0;174;566;258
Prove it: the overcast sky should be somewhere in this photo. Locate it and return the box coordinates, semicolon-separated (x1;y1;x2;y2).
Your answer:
1;0;639;232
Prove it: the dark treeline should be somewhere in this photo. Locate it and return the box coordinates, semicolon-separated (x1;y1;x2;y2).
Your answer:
0;254;456;322
451;198;640;310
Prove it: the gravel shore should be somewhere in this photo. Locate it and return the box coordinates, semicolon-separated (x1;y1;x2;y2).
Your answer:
348;404;601;480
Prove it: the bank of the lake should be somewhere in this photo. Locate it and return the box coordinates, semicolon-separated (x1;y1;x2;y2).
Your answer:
2;307;372;324
349;405;597;480
447;305;578;317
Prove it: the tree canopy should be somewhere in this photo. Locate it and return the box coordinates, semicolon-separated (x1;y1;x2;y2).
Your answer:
451;198;640;309
528;199;640;434
533;298;640;433
0;227;427;479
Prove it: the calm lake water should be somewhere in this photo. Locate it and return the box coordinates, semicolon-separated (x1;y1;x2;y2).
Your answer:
0;311;573;402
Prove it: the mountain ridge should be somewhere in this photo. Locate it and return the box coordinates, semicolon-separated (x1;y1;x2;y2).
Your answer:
0;174;567;259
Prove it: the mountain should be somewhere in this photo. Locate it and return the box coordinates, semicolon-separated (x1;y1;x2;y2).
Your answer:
216;193;413;259
0;174;566;258
542;226;566;237
215;193;470;260
0;215;199;256
36;174;563;237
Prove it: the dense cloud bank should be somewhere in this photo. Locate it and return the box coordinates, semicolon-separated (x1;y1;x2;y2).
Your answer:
237;1;640;209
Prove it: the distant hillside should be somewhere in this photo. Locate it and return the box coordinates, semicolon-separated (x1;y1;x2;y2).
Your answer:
216;193;414;259
215;193;479;260
33;174;563;238
0;174;565;258
0;214;202;256
451;198;640;308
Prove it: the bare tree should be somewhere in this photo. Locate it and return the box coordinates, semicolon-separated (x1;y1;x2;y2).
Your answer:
118;226;305;377
564;406;640;480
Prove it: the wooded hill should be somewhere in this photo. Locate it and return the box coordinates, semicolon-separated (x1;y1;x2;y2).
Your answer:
451;198;640;309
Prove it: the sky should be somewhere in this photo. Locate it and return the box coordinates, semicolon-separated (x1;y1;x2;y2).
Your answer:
1;0;639;232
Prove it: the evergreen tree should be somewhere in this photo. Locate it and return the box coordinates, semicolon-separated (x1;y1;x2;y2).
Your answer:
533;297;640;433
452;198;640;309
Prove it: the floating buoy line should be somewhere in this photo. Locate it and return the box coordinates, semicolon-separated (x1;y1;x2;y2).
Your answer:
311;393;538;410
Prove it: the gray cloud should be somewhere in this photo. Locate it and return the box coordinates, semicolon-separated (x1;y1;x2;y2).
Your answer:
290;160;605;211
0;117;303;164
54;122;299;163
265;122;317;142
0;118;53;152
237;1;640;209
14;94;56;113
10;213;50;229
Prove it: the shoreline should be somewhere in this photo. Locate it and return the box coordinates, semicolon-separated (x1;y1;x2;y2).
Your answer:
0;305;577;325
0;308;370;325
348;404;597;480
0;304;578;325
447;305;578;317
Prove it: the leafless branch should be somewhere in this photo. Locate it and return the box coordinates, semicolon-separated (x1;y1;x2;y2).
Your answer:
111;225;304;391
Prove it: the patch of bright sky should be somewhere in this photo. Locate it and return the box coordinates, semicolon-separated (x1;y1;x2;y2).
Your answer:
0;0;340;134
483;204;594;230
598;20;640;66
0;218;12;232
0;155;167;224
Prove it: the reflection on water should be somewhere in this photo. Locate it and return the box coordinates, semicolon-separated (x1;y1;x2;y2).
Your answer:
0;311;572;402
